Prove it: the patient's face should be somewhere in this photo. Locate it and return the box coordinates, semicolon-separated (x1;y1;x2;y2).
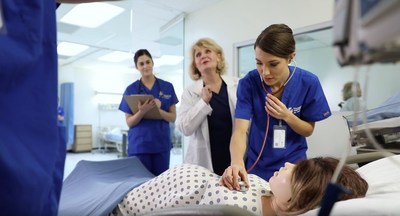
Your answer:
269;162;295;204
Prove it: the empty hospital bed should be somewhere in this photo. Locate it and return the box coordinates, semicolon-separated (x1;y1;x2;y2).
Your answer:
345;92;400;152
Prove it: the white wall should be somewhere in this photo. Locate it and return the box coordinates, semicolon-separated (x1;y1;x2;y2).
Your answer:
295;45;400;111
184;0;334;80
59;63;138;148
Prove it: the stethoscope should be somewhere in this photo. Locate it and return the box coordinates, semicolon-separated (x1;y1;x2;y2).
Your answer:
247;61;297;172
137;76;164;98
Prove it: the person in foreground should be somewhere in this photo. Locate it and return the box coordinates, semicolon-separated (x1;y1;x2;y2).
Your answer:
0;0;118;215
112;157;368;216
119;49;179;175
176;38;239;175
220;24;332;187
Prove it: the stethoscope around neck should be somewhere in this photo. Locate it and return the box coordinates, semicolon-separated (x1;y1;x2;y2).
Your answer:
246;61;297;173
138;76;163;98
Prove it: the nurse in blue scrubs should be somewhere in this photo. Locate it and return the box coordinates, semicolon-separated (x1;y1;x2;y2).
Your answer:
0;1;64;215
119;49;179;176
220;24;331;190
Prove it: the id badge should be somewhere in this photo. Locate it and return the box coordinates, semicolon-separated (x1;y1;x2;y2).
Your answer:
273;124;286;149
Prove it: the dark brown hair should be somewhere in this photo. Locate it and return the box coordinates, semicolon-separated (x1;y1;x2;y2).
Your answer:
254;24;295;58
133;49;153;67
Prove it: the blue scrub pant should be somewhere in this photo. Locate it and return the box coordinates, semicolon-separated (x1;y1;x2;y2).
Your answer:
134;151;170;176
46;126;67;214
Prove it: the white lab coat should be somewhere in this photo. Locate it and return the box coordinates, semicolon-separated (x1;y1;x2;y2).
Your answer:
176;75;238;171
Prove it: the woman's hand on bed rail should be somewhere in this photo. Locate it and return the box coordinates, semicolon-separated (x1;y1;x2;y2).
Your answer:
219;164;249;191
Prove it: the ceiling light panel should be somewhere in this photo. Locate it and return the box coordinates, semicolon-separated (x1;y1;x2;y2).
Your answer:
60;2;124;28
57;42;89;56
98;51;132;62
153;55;184;67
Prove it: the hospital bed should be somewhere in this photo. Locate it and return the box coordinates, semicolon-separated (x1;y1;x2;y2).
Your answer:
99;127;128;157
58;154;400;216
345;92;400;152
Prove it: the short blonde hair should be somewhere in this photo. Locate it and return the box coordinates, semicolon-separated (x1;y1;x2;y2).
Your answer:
188;38;227;80
342;81;362;101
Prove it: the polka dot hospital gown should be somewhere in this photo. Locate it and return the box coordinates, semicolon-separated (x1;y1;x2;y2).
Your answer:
117;163;271;215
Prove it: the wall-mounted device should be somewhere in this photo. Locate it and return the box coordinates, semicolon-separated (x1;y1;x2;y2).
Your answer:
333;0;400;66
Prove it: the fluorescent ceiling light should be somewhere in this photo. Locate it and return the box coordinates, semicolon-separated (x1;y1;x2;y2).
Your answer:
57;41;89;56
98;51;132;62
60;3;124;28
154;55;184;67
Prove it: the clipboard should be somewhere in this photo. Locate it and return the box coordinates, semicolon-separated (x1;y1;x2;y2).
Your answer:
124;94;162;119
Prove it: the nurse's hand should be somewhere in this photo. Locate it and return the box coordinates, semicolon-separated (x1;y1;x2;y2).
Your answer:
154;98;161;108
265;93;291;120
138;99;156;113
219;164;249;191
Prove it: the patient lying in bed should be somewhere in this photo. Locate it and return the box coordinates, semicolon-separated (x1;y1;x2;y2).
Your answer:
111;157;368;216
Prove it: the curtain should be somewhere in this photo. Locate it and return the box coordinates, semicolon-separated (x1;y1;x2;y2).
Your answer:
61;82;74;149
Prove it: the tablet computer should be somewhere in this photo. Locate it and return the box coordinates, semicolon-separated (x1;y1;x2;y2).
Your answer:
124;95;162;119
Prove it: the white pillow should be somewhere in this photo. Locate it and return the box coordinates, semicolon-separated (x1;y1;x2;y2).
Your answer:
356;154;400;195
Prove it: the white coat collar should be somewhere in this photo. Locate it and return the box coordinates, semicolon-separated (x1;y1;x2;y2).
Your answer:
187;75;236;95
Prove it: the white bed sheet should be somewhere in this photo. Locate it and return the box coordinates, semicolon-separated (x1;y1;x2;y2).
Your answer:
302;155;400;216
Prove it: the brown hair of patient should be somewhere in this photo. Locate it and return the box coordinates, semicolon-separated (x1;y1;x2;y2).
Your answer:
342;81;362;101
189;37;227;80
275;157;368;216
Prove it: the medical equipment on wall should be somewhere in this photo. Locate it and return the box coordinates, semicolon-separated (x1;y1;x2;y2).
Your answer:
333;0;400;66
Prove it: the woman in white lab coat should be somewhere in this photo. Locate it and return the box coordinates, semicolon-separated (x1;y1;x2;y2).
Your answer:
177;38;238;175
339;81;364;111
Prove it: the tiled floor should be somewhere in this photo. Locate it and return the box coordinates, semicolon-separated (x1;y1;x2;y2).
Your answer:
63;148;183;179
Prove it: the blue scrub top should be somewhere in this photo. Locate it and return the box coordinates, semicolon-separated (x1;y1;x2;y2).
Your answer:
0;1;64;215
119;78;179;154
235;66;331;180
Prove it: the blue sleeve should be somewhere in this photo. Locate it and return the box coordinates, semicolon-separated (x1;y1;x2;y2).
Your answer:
301;77;331;122
235;74;254;120
160;82;178;112
169;82;179;105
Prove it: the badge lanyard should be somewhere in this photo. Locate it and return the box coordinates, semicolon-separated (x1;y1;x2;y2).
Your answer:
246;62;297;172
